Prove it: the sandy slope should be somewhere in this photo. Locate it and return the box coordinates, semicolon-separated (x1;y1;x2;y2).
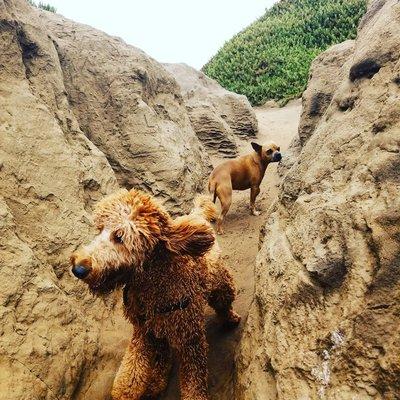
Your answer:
162;99;301;399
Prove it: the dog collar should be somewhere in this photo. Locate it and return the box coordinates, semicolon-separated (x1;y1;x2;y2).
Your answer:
157;296;191;314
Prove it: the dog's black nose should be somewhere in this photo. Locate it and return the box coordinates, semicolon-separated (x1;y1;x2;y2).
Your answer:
273;152;282;162
72;264;91;279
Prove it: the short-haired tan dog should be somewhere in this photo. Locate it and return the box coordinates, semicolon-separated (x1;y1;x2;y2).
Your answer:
209;142;281;234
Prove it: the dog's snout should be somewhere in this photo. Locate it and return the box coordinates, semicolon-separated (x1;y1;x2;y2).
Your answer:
72;264;91;279
273;152;282;162
70;253;92;279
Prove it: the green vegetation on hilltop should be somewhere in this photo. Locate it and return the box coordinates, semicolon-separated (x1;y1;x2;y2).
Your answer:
203;0;366;105
27;0;56;13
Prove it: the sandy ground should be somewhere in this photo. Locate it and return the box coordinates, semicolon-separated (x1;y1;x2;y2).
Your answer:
162;99;301;399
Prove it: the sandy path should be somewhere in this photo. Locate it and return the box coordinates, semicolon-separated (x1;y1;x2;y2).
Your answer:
163;99;301;399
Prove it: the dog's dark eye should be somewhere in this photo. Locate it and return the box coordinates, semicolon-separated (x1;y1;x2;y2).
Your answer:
113;231;124;244
266;149;273;155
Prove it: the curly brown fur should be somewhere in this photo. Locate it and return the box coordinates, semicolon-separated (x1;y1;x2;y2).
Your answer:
70;189;240;400
191;194;218;223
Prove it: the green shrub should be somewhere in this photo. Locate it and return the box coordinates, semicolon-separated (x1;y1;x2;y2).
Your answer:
203;0;366;105
26;0;56;13
38;2;57;12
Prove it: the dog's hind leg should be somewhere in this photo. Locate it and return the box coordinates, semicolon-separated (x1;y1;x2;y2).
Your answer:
209;181;218;204
112;328;167;400
207;264;241;330
216;184;232;235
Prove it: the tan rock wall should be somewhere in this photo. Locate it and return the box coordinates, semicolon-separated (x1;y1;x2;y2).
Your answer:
0;1;212;398
236;1;400;399
164;63;258;158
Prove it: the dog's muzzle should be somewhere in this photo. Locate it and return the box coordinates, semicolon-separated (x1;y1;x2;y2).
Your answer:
273;152;282;162
72;264;91;279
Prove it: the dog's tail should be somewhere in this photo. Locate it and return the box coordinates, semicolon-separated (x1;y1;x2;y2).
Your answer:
191;194;218;223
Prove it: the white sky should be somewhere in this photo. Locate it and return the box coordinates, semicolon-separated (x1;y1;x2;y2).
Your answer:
46;0;277;69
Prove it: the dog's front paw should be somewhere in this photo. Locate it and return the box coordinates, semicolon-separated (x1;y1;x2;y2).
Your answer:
251;209;261;216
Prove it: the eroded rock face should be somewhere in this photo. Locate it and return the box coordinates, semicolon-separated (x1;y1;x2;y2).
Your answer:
278;40;355;177
0;1;211;398
164;63;258;158
236;1;400;399
299;40;355;146
40;16;210;215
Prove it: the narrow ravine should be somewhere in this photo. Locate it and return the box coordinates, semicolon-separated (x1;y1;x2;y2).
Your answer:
163;99;302;399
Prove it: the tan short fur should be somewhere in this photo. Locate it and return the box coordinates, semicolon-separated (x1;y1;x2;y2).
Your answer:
208;142;281;234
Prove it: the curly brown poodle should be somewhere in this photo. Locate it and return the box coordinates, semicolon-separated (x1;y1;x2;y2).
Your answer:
70;188;241;400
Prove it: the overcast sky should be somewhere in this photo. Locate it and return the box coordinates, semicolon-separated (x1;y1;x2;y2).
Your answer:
46;0;277;69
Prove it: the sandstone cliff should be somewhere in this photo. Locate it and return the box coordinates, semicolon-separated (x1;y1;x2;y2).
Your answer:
236;0;400;399
164;63;258;158
0;1;211;398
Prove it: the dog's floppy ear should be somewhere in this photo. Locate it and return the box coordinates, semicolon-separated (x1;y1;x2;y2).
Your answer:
164;215;215;257
251;142;262;153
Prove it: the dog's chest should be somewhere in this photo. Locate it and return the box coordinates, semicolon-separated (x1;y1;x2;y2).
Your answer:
124;260;206;323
